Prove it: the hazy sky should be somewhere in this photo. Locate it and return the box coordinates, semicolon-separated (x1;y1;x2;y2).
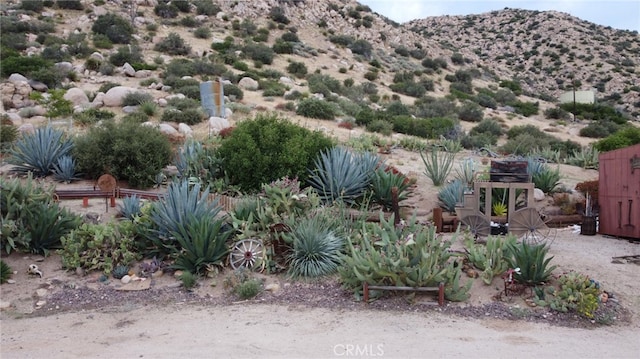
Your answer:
359;0;640;32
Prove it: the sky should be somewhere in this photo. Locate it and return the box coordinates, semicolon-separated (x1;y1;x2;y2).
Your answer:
359;0;640;32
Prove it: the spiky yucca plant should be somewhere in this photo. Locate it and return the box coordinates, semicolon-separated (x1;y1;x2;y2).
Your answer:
285;216;344;278
506;242;557;285
369;167;414;211
26;203;82;255
170;214;231;275
308;146;380;205
146;180;223;256
1;260;12;284
420;148;455;186
9;125;73;176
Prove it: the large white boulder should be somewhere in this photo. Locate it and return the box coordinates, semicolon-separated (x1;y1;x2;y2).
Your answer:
103;86;136;107
63;87;89;106
208;116;230;134
238;77;259;90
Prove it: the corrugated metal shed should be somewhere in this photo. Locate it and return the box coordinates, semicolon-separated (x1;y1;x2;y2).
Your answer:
598;143;640;239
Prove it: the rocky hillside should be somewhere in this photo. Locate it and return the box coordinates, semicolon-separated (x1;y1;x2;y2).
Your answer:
1;0;639;136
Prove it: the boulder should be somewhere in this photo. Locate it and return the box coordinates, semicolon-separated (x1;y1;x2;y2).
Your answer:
63;87;89;106
158;123;179;136
208;116;230;134
238;77;259;90
28;80;48;92
534;188;546;201
55;62;74;73
122;63;136;77
103;86;136;107
8;73;28;83
178;123;193;137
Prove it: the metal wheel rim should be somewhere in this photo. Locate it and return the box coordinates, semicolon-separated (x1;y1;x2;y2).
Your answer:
509;208;551;245
461;214;491;238
229;239;265;271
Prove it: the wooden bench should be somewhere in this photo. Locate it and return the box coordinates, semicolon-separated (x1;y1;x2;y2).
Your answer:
363;282;445;306
54;188;116;209
117;188;163;200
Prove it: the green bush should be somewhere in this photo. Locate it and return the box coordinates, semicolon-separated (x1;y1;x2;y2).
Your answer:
218;113;334;192
510;100;539;117
296;98;336;120
0;54;53;78
56;0;84;10
349;39;373;58
458;102;484;122
269;6;290;24
155;32;191;55
109;45;143;66
59;221;141;275
366;119;393;136
307;73;342;97
242;42;274;65
194;26;211;39
121;91;153;106
73;120;172;188
594;126;640;152
91;13;134;44
272;39;293;54
0;260;12;284
286;61;307;78
161;108;206;125
579;120;620;138
195;0;220;15
154;3;179;18
224;83;244;100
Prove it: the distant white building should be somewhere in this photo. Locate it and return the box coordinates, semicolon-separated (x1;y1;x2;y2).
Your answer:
559;90;596;104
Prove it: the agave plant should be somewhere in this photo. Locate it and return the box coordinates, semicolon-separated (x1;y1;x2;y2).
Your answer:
454;157;477;191
420;148;455;186
567;146;599;169
285;215;344;278
533;166;561;194
170;214;231;275
437;179;464;213
146;180;223;256
52;155;81;183
9;125;73;176
0;260;12;284
505;242;557;286
307;146;380;205
369;167;414;211
26;203;82;255
118;195;142;220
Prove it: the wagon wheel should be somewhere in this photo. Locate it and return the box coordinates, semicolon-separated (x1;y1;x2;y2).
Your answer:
229;238;265;271
509;208;554;245
460;214;491;239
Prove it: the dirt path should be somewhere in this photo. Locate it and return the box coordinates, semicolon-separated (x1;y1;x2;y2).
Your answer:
2;303;639;358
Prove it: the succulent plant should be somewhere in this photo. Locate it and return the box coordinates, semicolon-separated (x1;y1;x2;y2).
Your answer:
9;125;73;176
118;194;142;220
112;265;129;279
52;155;81;183
285;215;344;278
308;146;380;205
420;148;455;186
1;260;13;284
437;179;464;213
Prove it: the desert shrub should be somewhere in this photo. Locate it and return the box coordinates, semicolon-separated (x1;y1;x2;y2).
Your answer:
458;102;484;122
224;83;244;100
296;98;336;120
121;91;153;107
195;0;220;15
510;100;539;117
272;39;293;54
56;0;83;10
0;260;12;284
328;34;354;47
281;32;299;42
0;54;53;78
73;120;172;188
559;103;628;124
91;13;134;44
109;45;143;66
21;0;44;12
166;97;200;111
194;26;211;39
287;61;307;78
475;93;498;109
161;108;206;125
164;58;196;77
349;39;373;58
579;120;620;138
366;120;393;136
218;113;334;192
470;118;504;138
260;79;287;97
544;107;570;120
307;73;342;97
173;85;201;100
594;126;640;152
242;42;274;65
269;6;290;24
8;126;73;177
179;16;199;28
59;221;140;275
0;121;18;150
154;3;179;18
155;33;191;55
